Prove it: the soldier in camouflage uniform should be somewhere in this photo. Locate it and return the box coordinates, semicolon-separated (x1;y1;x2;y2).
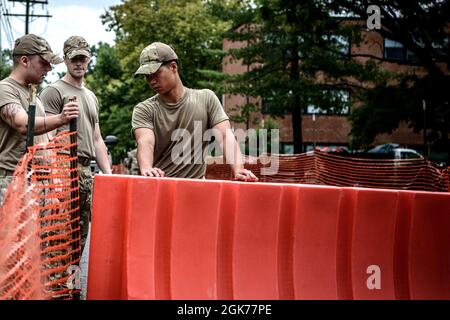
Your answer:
40;36;111;254
132;42;258;181
125;148;140;175
0;34;79;206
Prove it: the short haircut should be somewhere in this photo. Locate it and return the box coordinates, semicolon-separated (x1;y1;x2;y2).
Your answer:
162;59;178;67
12;55;22;68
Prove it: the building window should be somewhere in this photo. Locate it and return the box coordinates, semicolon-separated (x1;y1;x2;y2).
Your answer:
282;143;294;155
262;89;350;116
384;38;404;60
384;37;419;63
306;90;350;115
261;95;290;116
261;98;271;115
432;37;449;60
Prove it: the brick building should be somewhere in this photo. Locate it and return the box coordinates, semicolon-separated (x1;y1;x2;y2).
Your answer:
222;26;438;154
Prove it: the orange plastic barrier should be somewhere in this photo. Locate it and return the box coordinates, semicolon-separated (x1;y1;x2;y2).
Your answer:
87;176;450;300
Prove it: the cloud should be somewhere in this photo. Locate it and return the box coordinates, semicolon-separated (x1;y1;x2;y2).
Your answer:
33;5;115;53
2;2;118;84
49;0;121;11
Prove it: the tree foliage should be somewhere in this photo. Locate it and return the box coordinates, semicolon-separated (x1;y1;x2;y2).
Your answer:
101;0;230;92
88;0;231;161
0;50;13;80
90;0;449;162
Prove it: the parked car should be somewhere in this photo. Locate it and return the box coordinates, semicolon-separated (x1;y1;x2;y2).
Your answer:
392;148;424;160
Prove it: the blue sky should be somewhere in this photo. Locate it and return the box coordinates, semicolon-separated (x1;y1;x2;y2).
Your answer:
1;0;123;81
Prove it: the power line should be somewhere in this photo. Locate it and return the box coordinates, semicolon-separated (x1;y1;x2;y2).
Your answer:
38;12;48;37
4;0;51;34
1;0;15;48
4;2;16;46
2;0;19;47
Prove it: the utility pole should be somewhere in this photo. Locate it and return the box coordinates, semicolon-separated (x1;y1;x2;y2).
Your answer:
5;0;51;34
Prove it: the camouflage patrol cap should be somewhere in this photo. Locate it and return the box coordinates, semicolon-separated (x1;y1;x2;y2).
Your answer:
63;36;91;59
134;42;178;77
13;33;63;64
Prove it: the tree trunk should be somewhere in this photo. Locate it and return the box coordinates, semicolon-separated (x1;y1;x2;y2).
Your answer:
287;2;303;154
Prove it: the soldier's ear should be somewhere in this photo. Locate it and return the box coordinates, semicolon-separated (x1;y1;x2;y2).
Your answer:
20;55;30;67
170;61;178;72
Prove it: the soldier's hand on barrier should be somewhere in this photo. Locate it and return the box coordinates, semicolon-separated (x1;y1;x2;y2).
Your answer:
141;167;165;178
60;102;79;124
234;169;258;182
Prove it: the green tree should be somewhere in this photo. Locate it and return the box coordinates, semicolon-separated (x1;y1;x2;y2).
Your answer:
332;1;450;160
102;0;230;93
0;49;13;80
213;0;449;161
85;42;136;162
93;0;232;161
211;0;385;153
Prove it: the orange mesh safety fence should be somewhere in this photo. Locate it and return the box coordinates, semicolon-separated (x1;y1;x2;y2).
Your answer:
0;131;80;300
205;150;450;192
112;164;126;174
